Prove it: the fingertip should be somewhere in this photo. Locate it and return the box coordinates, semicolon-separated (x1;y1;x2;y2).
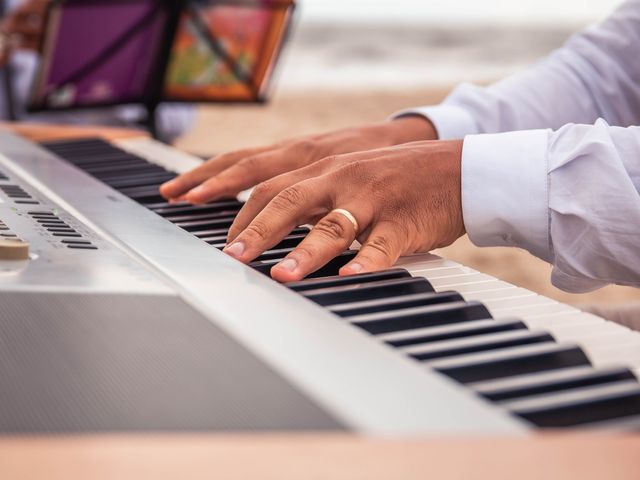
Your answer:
271;258;303;282
339;261;365;276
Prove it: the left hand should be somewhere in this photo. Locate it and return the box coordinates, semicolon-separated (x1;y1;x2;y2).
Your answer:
223;140;466;282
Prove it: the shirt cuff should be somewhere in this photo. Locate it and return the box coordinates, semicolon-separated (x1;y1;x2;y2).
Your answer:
390;105;480;139
462;129;552;262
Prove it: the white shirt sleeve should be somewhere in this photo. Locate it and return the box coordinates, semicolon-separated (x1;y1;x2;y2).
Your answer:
393;0;640;292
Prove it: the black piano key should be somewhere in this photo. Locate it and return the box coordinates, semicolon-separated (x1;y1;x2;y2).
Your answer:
504;381;640;427
148;200;244;214
162;209;243;223
255;247;297;262
202;229;310;248
250;250;358;278
84;163;160;176
302;277;434;307
471;366;638;402
65;155;149;168
210;234;307;252
98;170;173;184
329;291;465;317
429;343;591;384
192;227;232;238
380;318;528;347
403;330;554;361
103;173;176;189
173;216;236;232
349;301;491;335
286;268;412;292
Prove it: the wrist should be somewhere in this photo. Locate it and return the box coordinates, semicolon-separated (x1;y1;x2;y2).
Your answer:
387;116;438;144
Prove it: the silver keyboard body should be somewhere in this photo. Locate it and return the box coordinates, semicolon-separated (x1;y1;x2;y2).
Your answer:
1;131;639;435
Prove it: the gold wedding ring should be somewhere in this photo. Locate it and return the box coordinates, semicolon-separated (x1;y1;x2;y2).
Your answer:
331;208;360;235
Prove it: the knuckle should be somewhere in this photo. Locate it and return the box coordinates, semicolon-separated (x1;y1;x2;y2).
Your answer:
313;216;348;242
250;180;275;202
272;184;307;210
365;235;395;258
236;156;261;173
293;139;316;154
243;221;271;242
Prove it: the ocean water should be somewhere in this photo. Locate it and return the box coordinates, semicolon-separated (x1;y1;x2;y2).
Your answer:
276;0;624;91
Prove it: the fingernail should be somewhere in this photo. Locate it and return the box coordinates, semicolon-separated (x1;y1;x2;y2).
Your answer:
276;258;298;272
346;262;363;273
224;241;245;258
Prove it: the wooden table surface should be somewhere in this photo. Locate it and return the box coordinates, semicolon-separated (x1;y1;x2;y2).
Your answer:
0;122;638;479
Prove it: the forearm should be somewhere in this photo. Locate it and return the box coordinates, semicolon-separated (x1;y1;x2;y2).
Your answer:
462;121;640;293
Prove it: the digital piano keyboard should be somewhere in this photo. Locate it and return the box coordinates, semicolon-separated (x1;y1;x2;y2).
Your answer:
0;130;639;435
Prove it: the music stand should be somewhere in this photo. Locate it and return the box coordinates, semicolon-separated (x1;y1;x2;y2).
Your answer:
27;0;295;139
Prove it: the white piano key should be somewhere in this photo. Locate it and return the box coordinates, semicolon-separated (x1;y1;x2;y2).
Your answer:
546;322;628;342
490;302;578;319
585;340;640;369
429;273;498;289
482;295;556;311
460;287;537;303
411;266;475;280
377;318;520;344
115;138;202;173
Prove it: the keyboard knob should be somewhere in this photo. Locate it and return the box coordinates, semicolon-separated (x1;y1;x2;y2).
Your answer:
0;238;29;260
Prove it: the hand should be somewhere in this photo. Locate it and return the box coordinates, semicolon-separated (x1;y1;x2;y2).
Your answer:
0;0;49;66
159;116;436;204
222;140;466;282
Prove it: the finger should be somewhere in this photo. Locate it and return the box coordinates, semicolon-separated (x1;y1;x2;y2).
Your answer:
160;146;275;200
183;143;320;204
270;206;368;282
227;162;328;242
340;222;405;276
223;179;332;263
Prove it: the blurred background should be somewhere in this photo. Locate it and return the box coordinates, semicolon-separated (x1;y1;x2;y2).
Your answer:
176;0;639;309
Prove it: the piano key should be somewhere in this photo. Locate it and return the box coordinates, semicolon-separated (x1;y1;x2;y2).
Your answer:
192;227;232;238
172;216;236;231
461;287;537;303
148;200;244;215
481;295;557;311
401;330;554;361
202;230;308;247
440;280;519;295
490;303;579;320
162;209;243;223
584;341;640;369
429;273;498;289
503;380;640;427
379;318;527;347
255;247;298;262
576;413;640;431
82;163;157;175
349;301;492;335
428;342;591;384
522;312;605;329
286;268;412;292
97;169;174;184
302;277;435;307
250;250;358;278
103;173;176;189
470;365;637;401
329;291;464;317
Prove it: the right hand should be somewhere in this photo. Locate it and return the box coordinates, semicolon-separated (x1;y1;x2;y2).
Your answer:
160;116;437;204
